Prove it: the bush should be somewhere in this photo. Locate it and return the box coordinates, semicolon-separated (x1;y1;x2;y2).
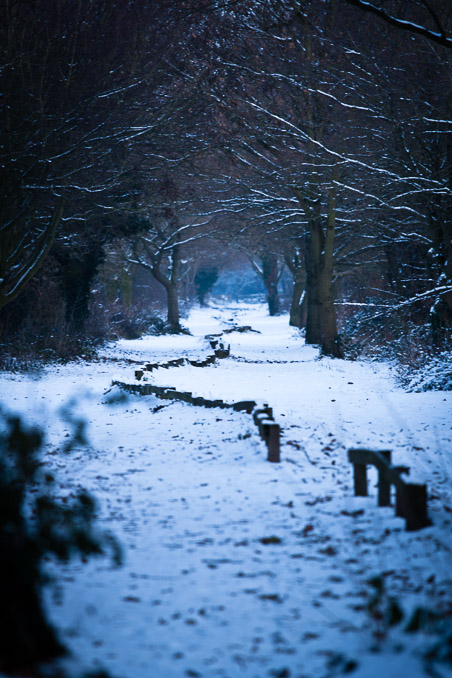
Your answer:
194;266;219;306
106;309;168;339
0;408;121;675
339;304;452;391
401;350;452;392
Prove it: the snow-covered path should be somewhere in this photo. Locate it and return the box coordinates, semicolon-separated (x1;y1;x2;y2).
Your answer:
1;303;451;678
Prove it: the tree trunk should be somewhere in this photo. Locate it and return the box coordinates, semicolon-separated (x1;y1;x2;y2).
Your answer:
305;267;321;344
304;202;323;345
430;263;452;341
289;274;305;327
300;187;342;358
151;243;182;333
320;187;342;357
120;268;134;309
57;244;104;330
262;253;280;316
318;269;340;356
300;291;308;328
166;281;181;332
430;220;452;342
284;251;305;328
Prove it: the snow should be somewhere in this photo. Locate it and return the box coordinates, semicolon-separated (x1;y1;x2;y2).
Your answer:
1;302;451;678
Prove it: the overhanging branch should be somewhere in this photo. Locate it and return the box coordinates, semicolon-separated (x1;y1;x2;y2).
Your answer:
343;0;452;49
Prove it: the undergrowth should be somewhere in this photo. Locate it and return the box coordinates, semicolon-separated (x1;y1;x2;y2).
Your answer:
340;308;452;392
0;301;184;371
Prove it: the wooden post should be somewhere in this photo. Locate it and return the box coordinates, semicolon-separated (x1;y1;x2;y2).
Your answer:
260;417;272;439
404;483;430;531
353;463;368;496
395;483;406;518
254;412;272;438
377;451;392;506
253;407;273;427
265;422;280;463
263;404;274;419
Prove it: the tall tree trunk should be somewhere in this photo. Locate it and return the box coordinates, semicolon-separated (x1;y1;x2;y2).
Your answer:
304;200;323;345
262;253;280;316
289;273;305;327
166;281;180;332
119;267;134;309
152;243;182;332
57;243;104;330
300;291;308;328
320;187;342;357
299;187;342;358
430;220;452;342
284;251;305;328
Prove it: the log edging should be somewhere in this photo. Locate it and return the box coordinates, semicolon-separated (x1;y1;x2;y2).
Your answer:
134;349;230;381
112;378;281;462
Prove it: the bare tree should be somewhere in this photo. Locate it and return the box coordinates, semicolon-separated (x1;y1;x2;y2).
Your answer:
0;0;212;333
0;0;146;319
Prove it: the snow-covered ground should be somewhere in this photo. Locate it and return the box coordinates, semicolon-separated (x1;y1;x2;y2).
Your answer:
1;302;451;678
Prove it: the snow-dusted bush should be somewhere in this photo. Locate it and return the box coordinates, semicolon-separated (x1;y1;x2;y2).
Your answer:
340;303;429;363
340;305;452;391
402;350;452;392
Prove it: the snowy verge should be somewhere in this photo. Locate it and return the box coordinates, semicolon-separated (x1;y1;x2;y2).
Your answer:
0;303;451;678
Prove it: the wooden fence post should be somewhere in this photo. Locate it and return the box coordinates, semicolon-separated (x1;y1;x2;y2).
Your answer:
353;462;368;496
395;484;405;519
377;450;392;506
265;422;280;463
399;483;430;531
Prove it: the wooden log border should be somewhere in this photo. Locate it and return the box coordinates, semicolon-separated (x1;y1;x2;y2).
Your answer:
112;377;281;463
114;337;433;523
134;352;227;381
348;448;432;531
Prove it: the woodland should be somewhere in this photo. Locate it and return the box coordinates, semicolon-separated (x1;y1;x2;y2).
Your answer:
1;2;452;677
1;0;452;367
